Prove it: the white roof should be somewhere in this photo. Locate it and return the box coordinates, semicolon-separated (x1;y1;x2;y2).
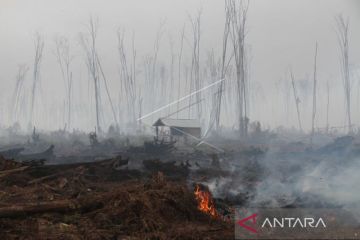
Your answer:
153;118;201;128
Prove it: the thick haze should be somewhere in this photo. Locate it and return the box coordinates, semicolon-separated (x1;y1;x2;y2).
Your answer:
0;0;360;132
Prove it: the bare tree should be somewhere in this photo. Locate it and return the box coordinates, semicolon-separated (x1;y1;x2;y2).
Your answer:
54;36;73;131
290;70;302;132
311;43;318;145
168;34;175;113
117;29;137;126
215;0;231;131
80;17;119;132
29;32;44;128
176;24;186;118
336;15;352;133
12;64;28;123
80;17;118;133
326;81;330;133
80;16;102;133
228;0;249;137
142;54;153;119
96;52;119;129
152;20;166;110
189;10;202;120
204;1;232;136
202;50;222;137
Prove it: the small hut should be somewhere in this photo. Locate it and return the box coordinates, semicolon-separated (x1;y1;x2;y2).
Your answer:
153;118;201;141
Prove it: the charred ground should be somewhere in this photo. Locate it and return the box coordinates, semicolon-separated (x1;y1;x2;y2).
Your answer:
0;129;360;239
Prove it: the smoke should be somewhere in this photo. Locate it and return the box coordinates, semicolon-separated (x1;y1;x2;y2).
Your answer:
300;158;360;206
200;136;360;216
255;142;360;211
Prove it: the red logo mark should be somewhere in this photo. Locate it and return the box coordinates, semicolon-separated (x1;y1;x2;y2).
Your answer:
237;213;258;233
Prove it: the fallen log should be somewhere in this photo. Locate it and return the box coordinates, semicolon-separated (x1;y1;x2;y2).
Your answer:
0;197;104;218
0;166;29;178
28;171;64;185
27;166;84;185
22;158;46;167
27;156;128;184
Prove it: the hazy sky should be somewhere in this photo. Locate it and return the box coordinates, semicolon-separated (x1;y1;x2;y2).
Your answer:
0;0;359;131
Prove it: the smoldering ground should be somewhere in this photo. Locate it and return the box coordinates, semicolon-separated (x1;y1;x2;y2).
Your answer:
200;135;360;219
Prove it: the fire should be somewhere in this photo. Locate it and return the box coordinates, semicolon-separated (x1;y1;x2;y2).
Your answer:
194;184;217;217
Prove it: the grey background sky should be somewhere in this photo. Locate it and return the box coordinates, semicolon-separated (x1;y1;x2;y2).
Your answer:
0;0;359;131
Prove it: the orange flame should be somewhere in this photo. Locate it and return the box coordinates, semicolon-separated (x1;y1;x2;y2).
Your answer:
194;184;217;217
